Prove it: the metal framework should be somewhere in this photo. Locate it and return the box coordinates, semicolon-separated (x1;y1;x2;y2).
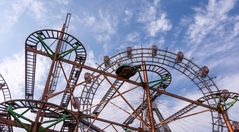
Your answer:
157;90;239;131
0;99;77;132
0;13;238;132
78;47;222;131
0;74;13;131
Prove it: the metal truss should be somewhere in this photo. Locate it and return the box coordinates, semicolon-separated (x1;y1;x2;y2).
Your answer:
25;29;86;102
0;74;13;132
0;99;77;132
156;90;239;132
0;13;237;132
78;47;222;131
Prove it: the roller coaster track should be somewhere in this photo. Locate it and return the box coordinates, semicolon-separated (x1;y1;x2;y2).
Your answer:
0;74;13;132
25;29;86;109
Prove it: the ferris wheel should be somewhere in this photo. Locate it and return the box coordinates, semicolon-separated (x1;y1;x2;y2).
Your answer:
0;13;238;132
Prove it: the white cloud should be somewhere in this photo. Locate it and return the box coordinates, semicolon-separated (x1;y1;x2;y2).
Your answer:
186;0;236;44
138;6;157;22
85;49;98;67
28;0;46;21
124;10;133;22
54;0;70;5
77;10;118;52
84;16;96;27
147;13;172;36
138;1;172;37
8;0;31;22
82;10;117;39
0;51;25;99
0;0;28;35
153;0;161;6
0;51;50;100
126;32;140;42
96;34;111;44
0;0;48;36
98;10;117;37
216;73;239;93
181;0;239;72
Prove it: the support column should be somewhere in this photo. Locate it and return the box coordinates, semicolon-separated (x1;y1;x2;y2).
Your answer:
142;62;155;132
220;106;233;132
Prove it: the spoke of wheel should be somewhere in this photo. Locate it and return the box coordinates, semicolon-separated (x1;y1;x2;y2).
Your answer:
47;74;101;99
44;60;68;101
112;124;118;132
26;47;142;87
151;88;217;111
81;84;140;113
109;102;148;127
109;101;137;119
58;60;76;90
160;109;210;125
37;33;54;57
83;115;140;131
81;76;141;113
103;75;146;123
49;38;58;48
103;124;111;130
142;61;155;132
59;45;79;59
86;114;98;131
58;61;68;82
85;83;148;130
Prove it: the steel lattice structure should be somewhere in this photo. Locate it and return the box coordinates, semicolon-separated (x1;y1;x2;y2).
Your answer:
0;74;13;131
0;13;238;132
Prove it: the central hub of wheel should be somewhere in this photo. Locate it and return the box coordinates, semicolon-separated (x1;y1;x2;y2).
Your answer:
116;64;172;89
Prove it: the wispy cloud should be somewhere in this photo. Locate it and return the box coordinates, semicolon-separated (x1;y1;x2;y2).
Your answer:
217;73;239;93
138;0;172;37
126;32;140;42
77;10;118;52
123;9;133;22
0;51;51;100
180;0;239;74
0;0;50;38
0;52;25;99
28;0;46;21
186;0;236;44
54;0;71;5
147;13;172;36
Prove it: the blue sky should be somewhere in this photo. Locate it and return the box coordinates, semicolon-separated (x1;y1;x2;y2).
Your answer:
0;0;239;131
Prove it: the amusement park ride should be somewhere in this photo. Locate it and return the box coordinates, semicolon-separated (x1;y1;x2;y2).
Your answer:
0;13;238;132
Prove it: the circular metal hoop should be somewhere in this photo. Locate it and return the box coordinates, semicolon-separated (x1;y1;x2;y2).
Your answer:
79;64;172;113
79;48;222;131
25;29;87;108
0;99;78;131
